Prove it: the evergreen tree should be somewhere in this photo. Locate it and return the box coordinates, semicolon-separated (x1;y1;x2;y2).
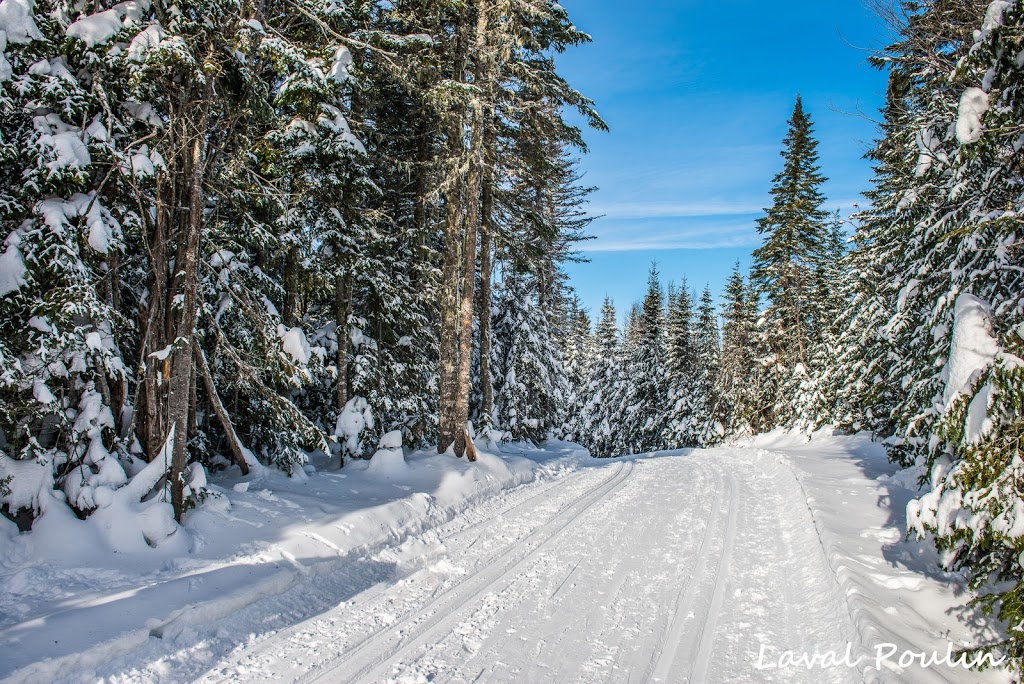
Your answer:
578;297;624;457
751;96;830;425
560;296;593;443
694;286;722;444
621;264;669;453
718;263;760;436
490;272;568;443
890;1;1024;667
791;213;850;428
663;280;698;447
0;0;602;533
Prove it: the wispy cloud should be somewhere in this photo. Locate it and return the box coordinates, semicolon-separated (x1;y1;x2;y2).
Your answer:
587;201;763;220
583;221;761;252
588;196;865;222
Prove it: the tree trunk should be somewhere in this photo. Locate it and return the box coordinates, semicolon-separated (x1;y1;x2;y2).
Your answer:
334;268;353;462
194;340;250;475
454;0;496;455
284;244;301;327
478;174;495;426
436;6;471;455
437;119;465;455
167;91;212;521
140;179;170;461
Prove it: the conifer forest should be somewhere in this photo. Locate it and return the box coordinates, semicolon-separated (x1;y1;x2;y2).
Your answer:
1;0;1023;681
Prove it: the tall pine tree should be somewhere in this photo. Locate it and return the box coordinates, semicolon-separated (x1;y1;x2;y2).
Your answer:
751;96;830;426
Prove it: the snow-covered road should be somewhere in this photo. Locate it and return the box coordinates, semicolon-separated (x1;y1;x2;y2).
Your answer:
198;448;861;684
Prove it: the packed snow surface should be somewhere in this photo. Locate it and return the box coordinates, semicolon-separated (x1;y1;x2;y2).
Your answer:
0;434;1008;683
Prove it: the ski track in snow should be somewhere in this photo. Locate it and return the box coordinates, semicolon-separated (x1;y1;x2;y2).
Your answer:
196;450;865;684
2;438;1007;683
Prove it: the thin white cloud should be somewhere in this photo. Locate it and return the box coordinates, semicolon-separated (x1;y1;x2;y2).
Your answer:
588;201;763;220
588;196;865;221
583;222;760;252
578;195;869;252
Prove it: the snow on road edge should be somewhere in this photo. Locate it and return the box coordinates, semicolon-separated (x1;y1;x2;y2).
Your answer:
751;431;1010;684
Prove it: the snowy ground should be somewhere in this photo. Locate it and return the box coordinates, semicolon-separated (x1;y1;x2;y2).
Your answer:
0;434;1010;683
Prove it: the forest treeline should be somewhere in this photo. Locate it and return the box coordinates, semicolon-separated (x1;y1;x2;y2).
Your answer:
0;0;603;522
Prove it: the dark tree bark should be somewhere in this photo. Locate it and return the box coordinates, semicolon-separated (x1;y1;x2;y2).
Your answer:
194;340;250;475
284;245;301;327
167;84;213;521
478;172;495;425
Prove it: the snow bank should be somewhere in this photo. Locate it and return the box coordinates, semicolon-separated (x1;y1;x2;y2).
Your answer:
754;432;1007;683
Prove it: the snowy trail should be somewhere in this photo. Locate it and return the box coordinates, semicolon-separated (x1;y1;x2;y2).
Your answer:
5;437;1004;683
199;449;864;684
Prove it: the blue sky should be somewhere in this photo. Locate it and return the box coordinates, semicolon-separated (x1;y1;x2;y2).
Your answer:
557;0;892;321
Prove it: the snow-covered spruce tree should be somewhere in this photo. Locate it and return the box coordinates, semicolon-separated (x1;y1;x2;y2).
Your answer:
794;214;849;428
482;109;598;442
899;1;1024;667
194;1;385;473
559;295;593;443
340;8;444;450
842;0;980;466
694;286;723;444
663;280;699;447
0;0;140;525
828;65;932;440
578;297;625;457
490;271;568;443
751;95;831;428
717;263;762;436
620;264;669;453
31;0;372;517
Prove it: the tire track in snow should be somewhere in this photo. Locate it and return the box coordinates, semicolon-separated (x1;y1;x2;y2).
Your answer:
298;460;635;684
647;466;729;679
690;471;739;682
196;462;607;684
462;461;711;683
